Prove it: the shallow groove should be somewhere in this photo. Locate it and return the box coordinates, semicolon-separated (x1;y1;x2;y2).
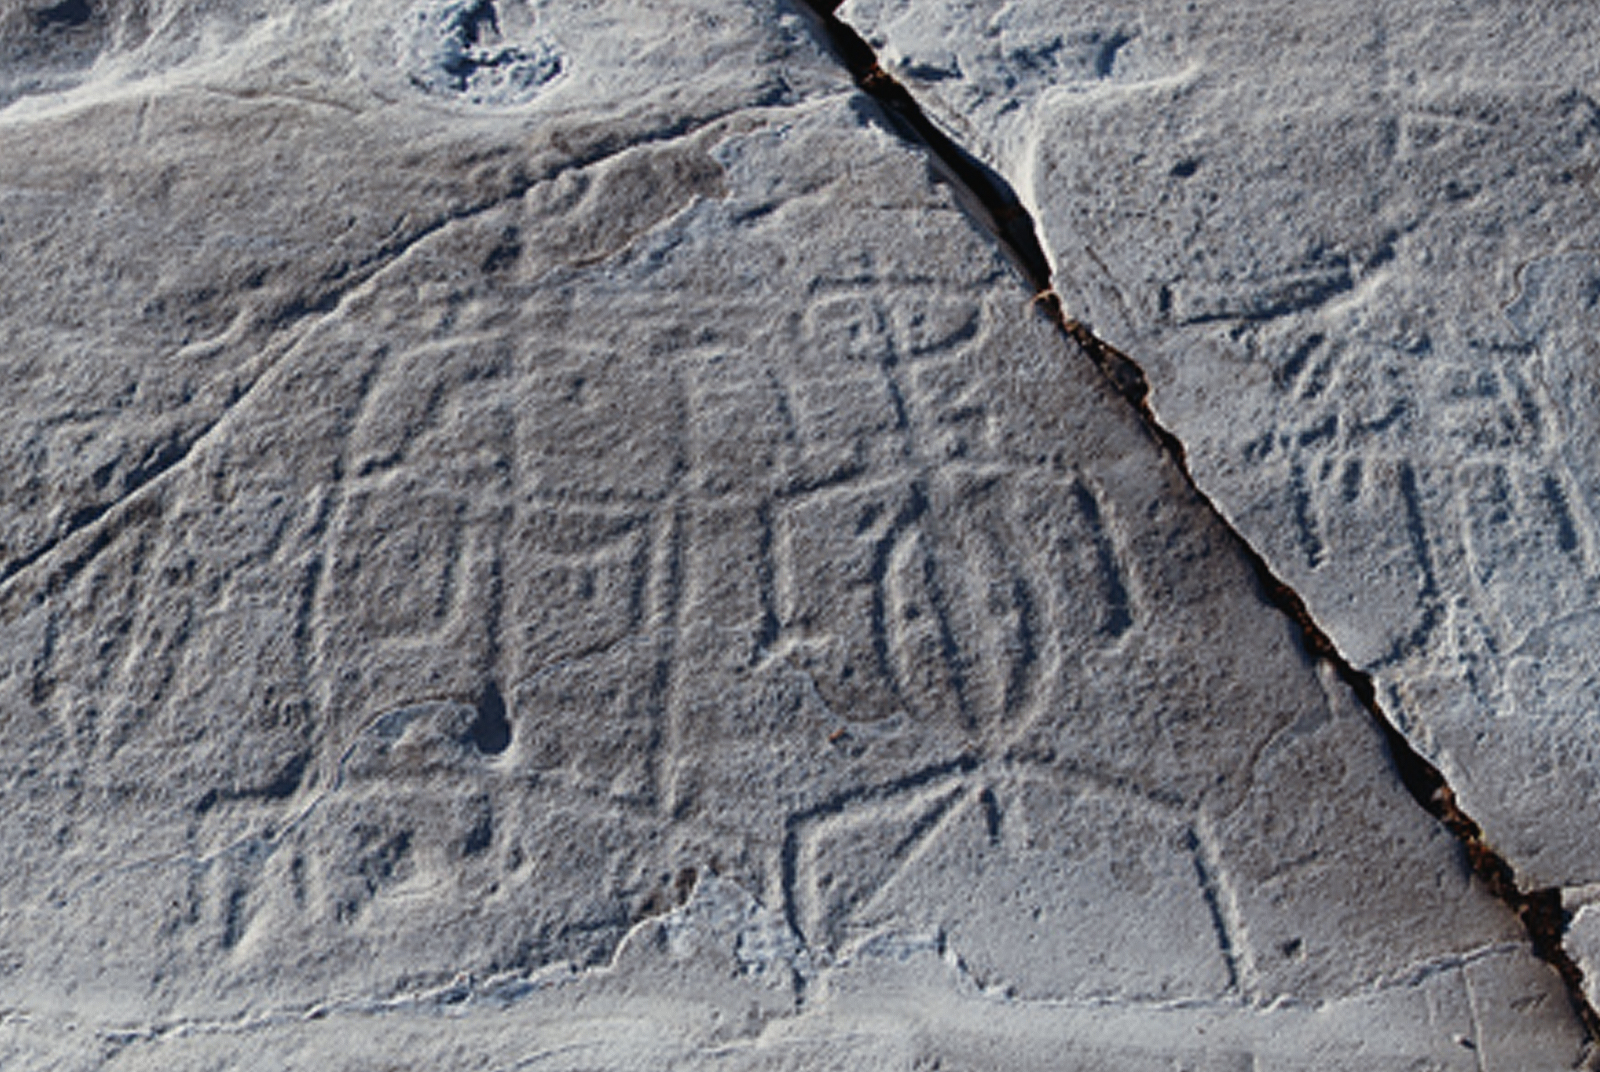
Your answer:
0;102;766;606
792;0;1600;1047
779;752;980;945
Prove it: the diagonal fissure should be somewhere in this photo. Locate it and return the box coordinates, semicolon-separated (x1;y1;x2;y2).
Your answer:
792;0;1600;1047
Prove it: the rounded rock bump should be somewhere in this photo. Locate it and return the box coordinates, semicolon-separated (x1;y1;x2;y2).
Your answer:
404;0;564;106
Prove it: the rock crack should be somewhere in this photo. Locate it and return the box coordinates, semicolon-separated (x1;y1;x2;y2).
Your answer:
793;0;1600;1049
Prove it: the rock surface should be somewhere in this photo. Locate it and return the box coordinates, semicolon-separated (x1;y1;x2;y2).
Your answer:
844;0;1600;1011
0;0;1593;1067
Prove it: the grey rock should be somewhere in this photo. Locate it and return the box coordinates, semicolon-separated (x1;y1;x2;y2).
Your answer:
844;0;1600;959
0;0;1590;1066
403;0;565;105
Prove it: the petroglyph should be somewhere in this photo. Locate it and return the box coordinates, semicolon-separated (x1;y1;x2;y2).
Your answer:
0;0;1595;1067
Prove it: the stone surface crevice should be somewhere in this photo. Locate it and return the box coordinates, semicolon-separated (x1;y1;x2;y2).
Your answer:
7;4;1596;1065
791;0;1600;1049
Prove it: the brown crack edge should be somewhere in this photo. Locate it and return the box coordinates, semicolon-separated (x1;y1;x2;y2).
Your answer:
792;0;1600;1051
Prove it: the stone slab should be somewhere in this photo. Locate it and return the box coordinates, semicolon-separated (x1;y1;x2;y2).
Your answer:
843;0;1600;921
0;0;1590;1066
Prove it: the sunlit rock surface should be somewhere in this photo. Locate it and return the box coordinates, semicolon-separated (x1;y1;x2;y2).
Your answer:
0;0;1592;1067
844;0;1600;1010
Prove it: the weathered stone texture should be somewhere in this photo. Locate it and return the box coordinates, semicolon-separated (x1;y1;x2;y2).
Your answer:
0;0;1592;1067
